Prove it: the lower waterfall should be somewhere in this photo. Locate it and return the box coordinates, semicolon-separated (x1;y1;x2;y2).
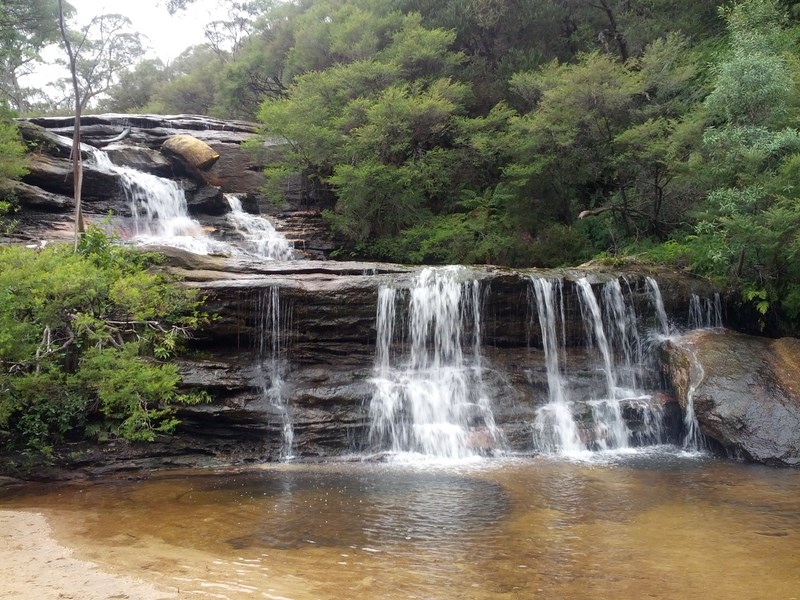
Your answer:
256;286;294;459
530;277;668;455
369;267;501;459
367;270;717;460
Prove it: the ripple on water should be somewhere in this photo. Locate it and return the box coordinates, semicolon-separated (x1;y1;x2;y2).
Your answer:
1;457;799;600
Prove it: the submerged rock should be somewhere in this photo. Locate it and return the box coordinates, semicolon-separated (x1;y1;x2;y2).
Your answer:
662;329;800;466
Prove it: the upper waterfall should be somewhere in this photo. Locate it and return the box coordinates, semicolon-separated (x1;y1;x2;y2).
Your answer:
87;148;294;259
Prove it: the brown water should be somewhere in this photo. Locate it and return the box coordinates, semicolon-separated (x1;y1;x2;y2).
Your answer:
2;451;799;599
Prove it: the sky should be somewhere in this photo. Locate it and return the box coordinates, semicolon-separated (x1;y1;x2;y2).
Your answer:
22;0;226;94
64;0;225;62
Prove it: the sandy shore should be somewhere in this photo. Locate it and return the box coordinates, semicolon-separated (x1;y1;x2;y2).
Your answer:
0;510;176;600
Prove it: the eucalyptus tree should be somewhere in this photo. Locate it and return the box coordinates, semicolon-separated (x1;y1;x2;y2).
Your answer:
0;0;63;113
56;0;144;245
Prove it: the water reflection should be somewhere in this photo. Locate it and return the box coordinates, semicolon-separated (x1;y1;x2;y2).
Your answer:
2;456;799;600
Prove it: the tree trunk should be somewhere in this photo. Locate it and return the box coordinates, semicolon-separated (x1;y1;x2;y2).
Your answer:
57;0;85;249
592;0;629;62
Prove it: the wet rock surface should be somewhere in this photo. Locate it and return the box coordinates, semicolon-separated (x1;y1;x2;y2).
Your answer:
150;256;710;463
662;329;800;466
14;114;337;257
11;113;788;477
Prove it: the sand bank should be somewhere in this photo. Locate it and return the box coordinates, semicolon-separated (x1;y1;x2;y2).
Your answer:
0;510;175;600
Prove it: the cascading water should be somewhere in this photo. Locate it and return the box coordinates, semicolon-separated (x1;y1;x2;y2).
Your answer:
689;292;723;329
646;276;672;336
89;150;295;258
681;347;707;451
576;278;633;450
89;149;225;254
530;278;583;453
369;267;500;459
226;195;294;260
601;278;644;391
256;286;294;459
530;277;675;455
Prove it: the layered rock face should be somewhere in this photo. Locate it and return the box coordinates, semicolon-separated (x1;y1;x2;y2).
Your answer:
160;252;718;461
12;114;336;258
662;330;800;466
12;113;798;470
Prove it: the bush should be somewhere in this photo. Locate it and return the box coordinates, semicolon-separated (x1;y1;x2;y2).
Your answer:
0;231;208;452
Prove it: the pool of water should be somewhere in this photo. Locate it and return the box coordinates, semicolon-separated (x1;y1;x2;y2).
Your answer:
2;450;799;599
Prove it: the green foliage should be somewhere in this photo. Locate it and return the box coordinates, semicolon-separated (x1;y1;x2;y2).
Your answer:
0;0;63;113
22;0;800;333
0;109;28;182
0;109;26;236
0;232;208;452
681;0;800;325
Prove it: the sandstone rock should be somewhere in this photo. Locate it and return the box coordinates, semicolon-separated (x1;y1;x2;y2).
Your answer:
15;121;89;159
662;329;800;466
8;180;73;212
203;142;267;193
21;153;123;212
162;134;221;171
186;184;227;215
104;143;173;176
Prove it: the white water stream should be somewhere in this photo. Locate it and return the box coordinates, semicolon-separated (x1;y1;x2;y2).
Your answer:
530;278;583;453
256;286;294;459
369;267;500;459
368;271;722;460
226;195;294;260
89;150;293;259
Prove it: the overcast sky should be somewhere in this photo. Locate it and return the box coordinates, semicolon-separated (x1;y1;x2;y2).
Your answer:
65;0;224;61
22;0;225;93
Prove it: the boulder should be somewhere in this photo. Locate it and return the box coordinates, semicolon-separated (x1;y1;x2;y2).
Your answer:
21;153;121;211
15;121;90;159
186;184;227;215
161;134;221;171
662;329;800;466
104;143;173;176
8;180;73;212
203;142;267;193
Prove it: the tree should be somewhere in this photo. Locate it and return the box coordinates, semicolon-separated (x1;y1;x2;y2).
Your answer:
258;11;469;250
56;1;144;246
147;45;223;115
0;0;63;113
685;0;800;325
98;58;170;113
204;0;275;60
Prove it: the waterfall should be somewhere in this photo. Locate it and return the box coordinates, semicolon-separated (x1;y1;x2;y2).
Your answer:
602;278;643;391
89;149;225;254
226;195;294;260
256;287;294;459
530;278;583;453
89;150;294;258
576;279;631;450
646;277;672;336
577;279;619;399
681;346;707;451
369;267;499;459
530;277;675;455
689;293;723;329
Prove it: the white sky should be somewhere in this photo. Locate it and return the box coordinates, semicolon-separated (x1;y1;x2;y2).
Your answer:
65;0;224;61
22;0;226;96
